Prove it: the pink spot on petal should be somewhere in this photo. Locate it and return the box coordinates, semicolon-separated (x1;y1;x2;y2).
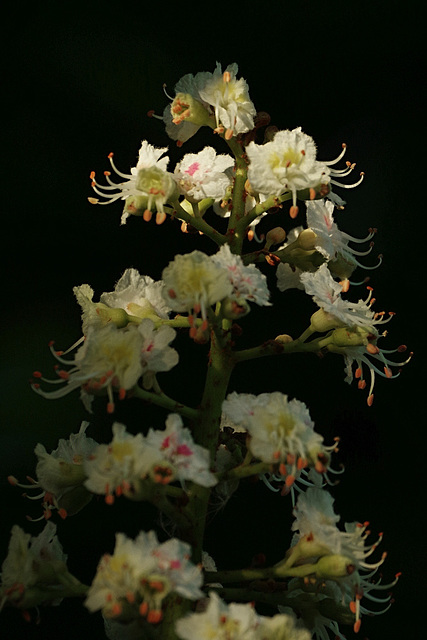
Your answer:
185;162;200;177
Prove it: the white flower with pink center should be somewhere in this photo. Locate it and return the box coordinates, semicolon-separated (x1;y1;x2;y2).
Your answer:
174;147;234;202
144;414;217;488
211;244;271;307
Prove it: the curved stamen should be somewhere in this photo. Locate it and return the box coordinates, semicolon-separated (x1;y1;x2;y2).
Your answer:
323;143;347;166
331;172;365;189
107;153;132;180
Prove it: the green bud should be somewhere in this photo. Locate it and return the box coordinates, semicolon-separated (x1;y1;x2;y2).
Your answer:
310;308;341;333
315;554;355;579
329;326;370;348
96;304;130;328
221;297;251;320
297;229;317;251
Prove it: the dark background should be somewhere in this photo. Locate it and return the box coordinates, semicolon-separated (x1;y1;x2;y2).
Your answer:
1;1;424;638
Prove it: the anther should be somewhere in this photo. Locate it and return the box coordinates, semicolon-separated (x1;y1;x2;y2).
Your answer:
289;205;299;219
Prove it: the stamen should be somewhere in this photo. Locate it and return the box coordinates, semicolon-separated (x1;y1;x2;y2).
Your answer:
323;143;347;166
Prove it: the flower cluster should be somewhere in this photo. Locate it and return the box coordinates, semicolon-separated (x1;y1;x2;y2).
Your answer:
284;485;399;636
84;414;217;504
2;60;409;640
222;391;338;492
85;530;203;623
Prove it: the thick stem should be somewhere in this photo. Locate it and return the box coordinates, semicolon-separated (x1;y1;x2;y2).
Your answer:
180;327;235;563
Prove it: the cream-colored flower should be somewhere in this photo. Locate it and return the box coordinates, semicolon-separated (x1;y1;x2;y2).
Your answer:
162;250;233;323
174;147;234;202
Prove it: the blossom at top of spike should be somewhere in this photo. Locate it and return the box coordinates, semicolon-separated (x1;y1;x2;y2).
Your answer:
246;129;364;216
162;250;233;322
88;140;176;225
85;530;203;622
198;62;257;139
0;522;68;610
173;147;234;202
211;244;271;307
222;392;337;489
83;423;153;503
144;413;217;488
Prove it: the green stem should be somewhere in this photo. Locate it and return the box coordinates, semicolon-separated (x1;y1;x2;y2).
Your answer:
132;385;199;422
168;200;227;247
180;327;236;563
233;334;334;364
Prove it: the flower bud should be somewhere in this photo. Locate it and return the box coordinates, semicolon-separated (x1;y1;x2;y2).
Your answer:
221;297;251;320
95;305;130;329
330;326;370;348
265;227;287;249
310;308;341;333
275;333;293;344
297;229;317;251
315;554;355;579
328;253;357;280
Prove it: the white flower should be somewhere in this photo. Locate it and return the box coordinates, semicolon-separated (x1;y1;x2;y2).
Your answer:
174;147;234;202
137;318;179;389
246;128;328;212
1;522;68;609
162;250;233;323
198;62;257;139
211;244;271;306
144;413;217;488
85;530;203;623
290;487;396;635
99;268;172;320
306;199;379;277
8;422;97;520
163;69;214;144
246;130;364;217
300;263;380;331
83;423;152;504
175;591;260;640
222;392;335;489
88;140;176;225
32;324;145;413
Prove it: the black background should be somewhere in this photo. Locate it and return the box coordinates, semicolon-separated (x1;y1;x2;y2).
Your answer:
1;1;424;638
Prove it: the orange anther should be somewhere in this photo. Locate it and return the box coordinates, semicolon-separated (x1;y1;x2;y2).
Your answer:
367;394;374;407
111;603;122;617
32;371;42;378
384;366;393;378
90;171;95;180
279;463;287;476
225;128;234;140
349;601;357;614
147;609;163;624
107;402;115;414
105;494;115;505
354;619;361;633
143;209;153;222
289;205;299;219
139;601;148;616
58;508;68;519
108;152;114;158
366;343;379;354
285;474;295;487
223;71;231;82
309;188;316;200
358;380;366;390
156;211;167;225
